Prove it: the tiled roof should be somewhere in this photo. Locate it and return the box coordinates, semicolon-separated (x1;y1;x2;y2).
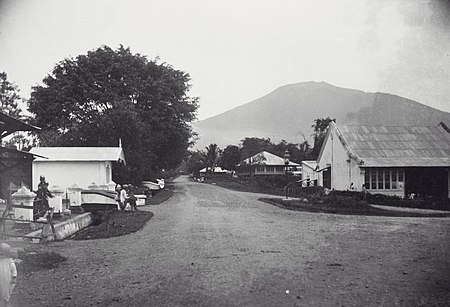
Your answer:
30;147;126;163
244;151;299;166
337;124;450;167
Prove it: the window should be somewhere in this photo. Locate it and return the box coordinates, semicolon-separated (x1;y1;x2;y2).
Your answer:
364;171;370;188
384;171;390;189
275;166;285;173
256;166;265;173
391;171;397;189
266;166;275;173
365;168;404;190
371;170;377;189
377;169;383;189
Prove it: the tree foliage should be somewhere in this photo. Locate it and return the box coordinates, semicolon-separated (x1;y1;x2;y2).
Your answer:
202;143;221;173
0;72;24;118
185;150;205;177
0;72;38;150
239;137;272;160
219;145;240;171
311;117;335;159
28;45;198;183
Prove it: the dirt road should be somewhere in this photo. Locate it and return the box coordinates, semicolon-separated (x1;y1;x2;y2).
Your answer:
13;176;450;306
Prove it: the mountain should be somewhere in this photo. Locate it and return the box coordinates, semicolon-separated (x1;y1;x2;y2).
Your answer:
192;81;450;149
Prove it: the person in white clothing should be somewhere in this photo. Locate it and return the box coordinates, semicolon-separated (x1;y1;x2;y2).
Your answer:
0;244;17;307
119;184;128;210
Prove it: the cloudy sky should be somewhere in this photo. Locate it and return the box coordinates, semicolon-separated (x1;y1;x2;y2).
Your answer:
0;0;449;120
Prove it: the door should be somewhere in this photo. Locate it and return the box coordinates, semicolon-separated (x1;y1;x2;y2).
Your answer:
323;167;331;189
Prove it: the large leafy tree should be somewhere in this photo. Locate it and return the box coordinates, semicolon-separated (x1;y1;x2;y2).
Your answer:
28;45;198;183
219;145;240;171
239;137;273;160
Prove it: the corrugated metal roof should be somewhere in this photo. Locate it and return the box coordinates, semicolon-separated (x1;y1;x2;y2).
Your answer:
29;147;126;163
338;124;450;167
245;151;299;166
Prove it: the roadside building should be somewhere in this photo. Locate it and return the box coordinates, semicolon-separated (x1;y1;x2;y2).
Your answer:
316;122;450;199
300;160;318;187
0;112;41;202
239;151;300;176
199;166;229;176
29;147;126;191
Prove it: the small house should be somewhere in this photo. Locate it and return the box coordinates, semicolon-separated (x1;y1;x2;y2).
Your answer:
239;151;300;176
29;147;126;191
316;122;450;199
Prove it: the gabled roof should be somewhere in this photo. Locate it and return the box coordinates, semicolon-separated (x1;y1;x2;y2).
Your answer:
0;112;40;139
29;147;126;164
323;122;450;167
243;151;299;166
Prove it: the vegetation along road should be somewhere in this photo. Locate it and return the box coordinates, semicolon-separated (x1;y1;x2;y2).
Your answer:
14;176;450;306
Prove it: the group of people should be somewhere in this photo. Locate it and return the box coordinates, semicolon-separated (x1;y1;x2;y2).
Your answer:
33;176;54;220
115;184;138;211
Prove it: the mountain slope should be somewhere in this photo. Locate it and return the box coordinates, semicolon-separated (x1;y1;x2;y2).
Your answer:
192;81;450;148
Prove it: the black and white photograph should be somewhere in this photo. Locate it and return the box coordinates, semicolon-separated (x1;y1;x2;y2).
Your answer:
0;0;450;306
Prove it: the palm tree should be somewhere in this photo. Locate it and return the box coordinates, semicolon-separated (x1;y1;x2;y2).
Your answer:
203;143;221;178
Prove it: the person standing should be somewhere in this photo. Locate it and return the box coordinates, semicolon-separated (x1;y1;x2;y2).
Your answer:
0;244;17;307
120;184;128;210
125;184;138;211
115;184;124;210
34;180;53;220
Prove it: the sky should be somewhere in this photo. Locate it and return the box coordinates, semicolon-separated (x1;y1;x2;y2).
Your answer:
0;0;449;120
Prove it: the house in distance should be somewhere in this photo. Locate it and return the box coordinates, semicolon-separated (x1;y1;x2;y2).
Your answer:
239;151;300;176
316;122;450;199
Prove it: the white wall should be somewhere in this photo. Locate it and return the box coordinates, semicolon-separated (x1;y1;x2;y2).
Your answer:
301;163;318;181
317;128;363;191
32;161;112;191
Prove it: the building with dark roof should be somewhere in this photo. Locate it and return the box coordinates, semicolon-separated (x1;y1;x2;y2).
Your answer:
0;112;42;202
316;122;450;199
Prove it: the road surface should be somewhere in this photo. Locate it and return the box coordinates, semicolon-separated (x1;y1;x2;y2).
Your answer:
13;176;450;306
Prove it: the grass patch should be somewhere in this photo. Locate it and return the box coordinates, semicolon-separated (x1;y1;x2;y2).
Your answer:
70;211;154;240
208;176;287;196
261;198;450;217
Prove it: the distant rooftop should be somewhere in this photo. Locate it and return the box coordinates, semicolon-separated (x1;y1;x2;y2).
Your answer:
30;147;126;164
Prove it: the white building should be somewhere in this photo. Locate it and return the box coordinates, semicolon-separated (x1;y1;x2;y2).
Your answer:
29;147;126;191
240;151;300;176
199;166;229;175
316;122;450;199
300;160;318;186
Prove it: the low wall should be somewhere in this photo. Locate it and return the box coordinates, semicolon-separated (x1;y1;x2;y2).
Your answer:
26;212;94;243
